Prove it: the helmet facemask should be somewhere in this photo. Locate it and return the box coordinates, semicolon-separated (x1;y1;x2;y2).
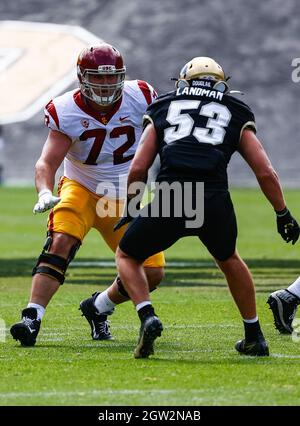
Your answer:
78;64;126;106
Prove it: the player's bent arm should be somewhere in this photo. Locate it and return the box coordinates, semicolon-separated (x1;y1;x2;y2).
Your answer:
33;130;72;214
127;123;159;192
35;129;72;193
238;129;286;211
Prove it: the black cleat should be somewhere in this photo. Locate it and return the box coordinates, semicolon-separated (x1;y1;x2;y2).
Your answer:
267;289;300;334
79;292;114;340
134;315;163;359
235;335;269;356
10;308;41;347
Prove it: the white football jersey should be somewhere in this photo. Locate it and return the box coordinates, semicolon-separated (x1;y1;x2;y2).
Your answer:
44;80;157;198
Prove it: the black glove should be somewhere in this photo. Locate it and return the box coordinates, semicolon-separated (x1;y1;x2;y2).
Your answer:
276;207;300;245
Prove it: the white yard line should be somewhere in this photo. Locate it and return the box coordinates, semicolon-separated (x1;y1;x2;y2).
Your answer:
271;354;300;359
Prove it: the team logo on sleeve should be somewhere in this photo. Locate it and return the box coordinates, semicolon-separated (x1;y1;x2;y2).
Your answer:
81;118;90;128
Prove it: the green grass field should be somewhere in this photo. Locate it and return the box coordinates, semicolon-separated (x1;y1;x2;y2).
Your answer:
0;187;300;406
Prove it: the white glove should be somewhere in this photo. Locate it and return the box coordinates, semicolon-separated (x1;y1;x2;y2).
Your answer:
33;189;61;214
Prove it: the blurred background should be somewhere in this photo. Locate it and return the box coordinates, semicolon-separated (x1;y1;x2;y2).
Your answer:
0;0;300;187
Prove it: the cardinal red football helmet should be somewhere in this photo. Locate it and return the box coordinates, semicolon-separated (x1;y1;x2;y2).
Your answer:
77;43;126;106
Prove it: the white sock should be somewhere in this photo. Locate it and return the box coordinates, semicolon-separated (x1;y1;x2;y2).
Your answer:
94;290;116;313
243;316;258;323
287;276;300;299
27;303;45;321
136;301;152;312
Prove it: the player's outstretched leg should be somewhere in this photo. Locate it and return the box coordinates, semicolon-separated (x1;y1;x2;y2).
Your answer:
216;251;269;356
11;232;81;346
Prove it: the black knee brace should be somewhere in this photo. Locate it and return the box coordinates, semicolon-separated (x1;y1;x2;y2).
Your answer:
116;276;157;298
116;276;129;298
32;232;81;284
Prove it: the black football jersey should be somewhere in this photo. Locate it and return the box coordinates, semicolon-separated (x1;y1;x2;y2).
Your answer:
144;81;256;190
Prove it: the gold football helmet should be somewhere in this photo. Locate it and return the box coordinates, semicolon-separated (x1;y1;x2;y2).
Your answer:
179;56;225;81
175;56;229;92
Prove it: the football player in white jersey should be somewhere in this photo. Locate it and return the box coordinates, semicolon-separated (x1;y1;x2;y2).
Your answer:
10;43;165;346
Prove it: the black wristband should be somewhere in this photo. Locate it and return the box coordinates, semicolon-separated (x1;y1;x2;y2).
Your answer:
275;207;288;217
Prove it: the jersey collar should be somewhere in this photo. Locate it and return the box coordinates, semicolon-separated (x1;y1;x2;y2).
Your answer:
73;89;123;125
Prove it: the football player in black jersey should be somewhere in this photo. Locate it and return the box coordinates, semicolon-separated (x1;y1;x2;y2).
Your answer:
114;57;300;358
